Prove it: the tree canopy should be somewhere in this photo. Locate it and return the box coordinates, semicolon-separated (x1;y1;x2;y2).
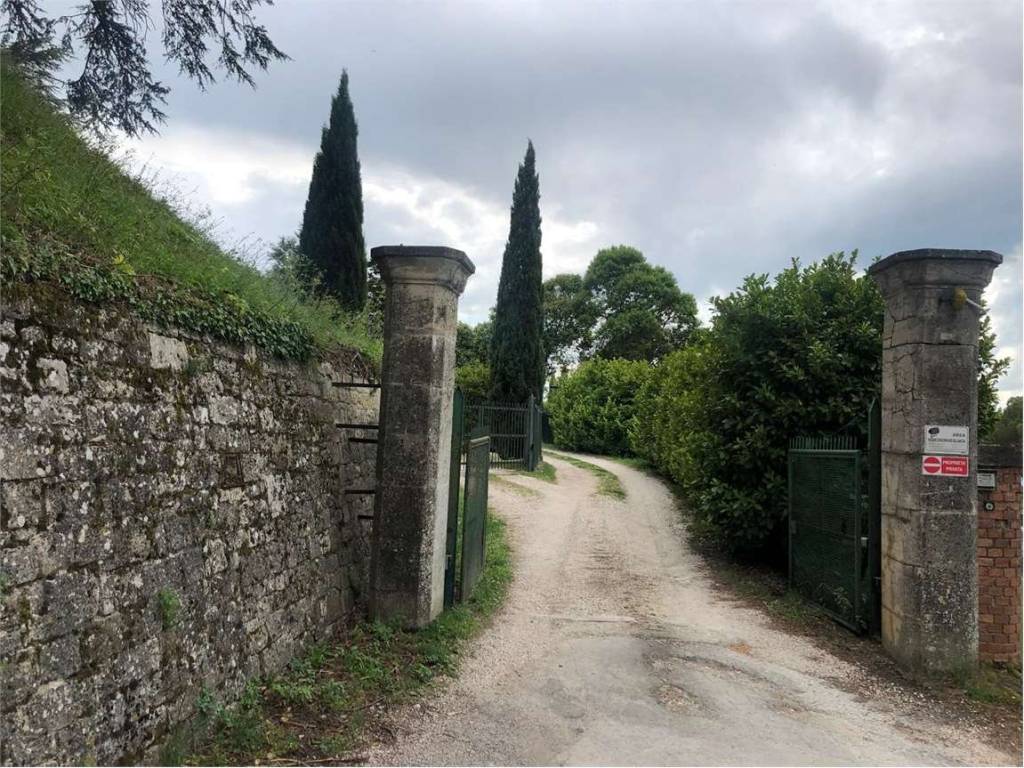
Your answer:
542;273;597;376
1;0;286;136
456;320;492;368
987;396;1022;446
543;246;698;372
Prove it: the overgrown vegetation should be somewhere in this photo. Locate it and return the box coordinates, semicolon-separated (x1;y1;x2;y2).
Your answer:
629;253;884;554
546;451;625;499
0;60;381;362
176;514;512;765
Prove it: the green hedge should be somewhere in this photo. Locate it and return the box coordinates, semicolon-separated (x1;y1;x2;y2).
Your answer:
630;254;884;552
547;358;651;455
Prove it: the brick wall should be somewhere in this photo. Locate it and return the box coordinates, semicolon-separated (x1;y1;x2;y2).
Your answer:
1;285;380;764
977;444;1022;664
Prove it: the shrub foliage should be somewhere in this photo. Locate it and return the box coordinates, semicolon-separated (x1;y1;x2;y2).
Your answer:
631;253;884;552
547;358;651;456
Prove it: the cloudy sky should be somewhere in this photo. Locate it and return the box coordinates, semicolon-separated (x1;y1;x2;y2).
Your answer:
99;0;1021;399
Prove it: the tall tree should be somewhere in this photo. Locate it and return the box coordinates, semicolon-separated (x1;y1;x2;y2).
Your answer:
1;0;286;135
299;71;367;309
583;245;698;362
490;141;544;402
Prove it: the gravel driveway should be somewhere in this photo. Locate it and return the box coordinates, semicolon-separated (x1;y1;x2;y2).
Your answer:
368;452;1016;766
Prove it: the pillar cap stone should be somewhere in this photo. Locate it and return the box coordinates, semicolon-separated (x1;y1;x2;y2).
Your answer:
371;245;475;295
868;248;1002;276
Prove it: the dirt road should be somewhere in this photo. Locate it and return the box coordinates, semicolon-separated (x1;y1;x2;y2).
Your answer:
368;453;1016;766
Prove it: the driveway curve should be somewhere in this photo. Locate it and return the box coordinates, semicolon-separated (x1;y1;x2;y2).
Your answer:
368;452;1015;766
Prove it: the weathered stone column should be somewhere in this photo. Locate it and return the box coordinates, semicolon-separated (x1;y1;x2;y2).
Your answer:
369;245;475;628
868;248;1002;677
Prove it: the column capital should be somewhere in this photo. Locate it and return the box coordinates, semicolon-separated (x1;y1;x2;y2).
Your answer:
371;245;476;296
868;248;1002;294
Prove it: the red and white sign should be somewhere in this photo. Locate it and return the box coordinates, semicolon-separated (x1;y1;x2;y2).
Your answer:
921;455;969;477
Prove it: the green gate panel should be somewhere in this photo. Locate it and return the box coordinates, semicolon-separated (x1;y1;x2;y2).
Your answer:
460;435;490;601
788;447;863;631
444;389;465;609
463;400;531;470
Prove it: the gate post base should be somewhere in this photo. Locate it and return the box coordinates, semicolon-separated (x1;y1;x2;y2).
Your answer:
369;246;475;628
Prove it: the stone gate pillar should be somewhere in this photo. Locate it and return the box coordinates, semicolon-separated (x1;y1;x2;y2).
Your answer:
369;245;475;628
868;248;1002;677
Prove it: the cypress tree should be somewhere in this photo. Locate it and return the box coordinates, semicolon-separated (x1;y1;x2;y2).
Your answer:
490;141;544;403
299;70;367;309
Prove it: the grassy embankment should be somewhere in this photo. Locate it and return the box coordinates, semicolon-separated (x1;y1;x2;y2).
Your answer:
0;60;379;362
166;513;512;765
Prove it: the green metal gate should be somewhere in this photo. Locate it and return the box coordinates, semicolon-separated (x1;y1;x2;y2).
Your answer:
788;401;881;634
460;433;491;600
444;389;466;608
463;394;543;471
445;389;493;608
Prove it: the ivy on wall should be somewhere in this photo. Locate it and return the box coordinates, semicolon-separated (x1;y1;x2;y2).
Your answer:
3;238;321;361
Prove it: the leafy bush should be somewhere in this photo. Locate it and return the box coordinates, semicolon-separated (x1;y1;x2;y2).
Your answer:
631;254;884;553
547;358;651;455
629;344;713;490
455;362;491;401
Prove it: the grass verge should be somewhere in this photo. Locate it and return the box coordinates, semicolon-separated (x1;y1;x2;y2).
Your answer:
959;663;1022;707
490;474;541;497
515;461;557;484
606;455;652;473
545;450;626;499
170;514;512;765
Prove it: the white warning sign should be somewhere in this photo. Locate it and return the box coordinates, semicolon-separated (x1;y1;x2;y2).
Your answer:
923;425;969;456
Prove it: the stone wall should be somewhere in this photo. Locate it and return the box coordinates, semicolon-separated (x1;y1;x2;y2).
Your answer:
977;444;1022;664
0;286;380;765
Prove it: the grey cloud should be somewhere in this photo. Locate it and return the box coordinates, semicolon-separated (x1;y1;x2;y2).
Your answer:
53;0;1021;395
